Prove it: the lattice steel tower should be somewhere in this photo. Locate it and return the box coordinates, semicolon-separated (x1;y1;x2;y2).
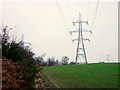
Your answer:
70;13;91;64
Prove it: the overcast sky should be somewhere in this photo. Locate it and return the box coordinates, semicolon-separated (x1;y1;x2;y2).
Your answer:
1;0;118;63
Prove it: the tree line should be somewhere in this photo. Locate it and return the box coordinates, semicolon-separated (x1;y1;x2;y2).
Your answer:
34;55;76;66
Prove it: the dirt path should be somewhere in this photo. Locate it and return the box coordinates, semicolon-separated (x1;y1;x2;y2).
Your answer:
34;69;56;88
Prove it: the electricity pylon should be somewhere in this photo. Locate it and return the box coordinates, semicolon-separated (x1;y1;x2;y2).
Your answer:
70;13;91;64
21;33;24;47
21;33;31;48
106;55;110;63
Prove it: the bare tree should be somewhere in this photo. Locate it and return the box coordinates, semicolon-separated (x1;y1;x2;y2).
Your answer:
55;59;59;66
61;56;69;65
47;57;55;66
34;53;46;66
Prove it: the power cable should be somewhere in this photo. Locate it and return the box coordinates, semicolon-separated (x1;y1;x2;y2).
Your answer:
88;0;99;40
91;0;99;32
55;0;73;42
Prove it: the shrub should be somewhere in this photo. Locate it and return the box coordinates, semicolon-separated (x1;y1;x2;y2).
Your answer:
20;59;41;87
1;26;41;88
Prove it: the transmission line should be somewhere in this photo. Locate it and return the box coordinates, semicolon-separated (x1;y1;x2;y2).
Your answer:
55;0;73;42
91;0;99;31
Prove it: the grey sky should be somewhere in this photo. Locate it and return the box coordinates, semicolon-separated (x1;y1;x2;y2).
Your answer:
2;0;118;63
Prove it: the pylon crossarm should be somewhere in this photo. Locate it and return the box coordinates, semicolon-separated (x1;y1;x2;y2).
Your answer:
83;39;90;42
72;39;78;42
69;30;78;35
82;29;91;33
81;21;88;24
73;21;78;25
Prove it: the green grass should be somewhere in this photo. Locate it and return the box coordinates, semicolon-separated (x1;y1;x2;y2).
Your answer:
42;63;119;88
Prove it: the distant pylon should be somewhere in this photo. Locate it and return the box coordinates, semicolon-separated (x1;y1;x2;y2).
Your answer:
70;13;92;64
106;55;110;63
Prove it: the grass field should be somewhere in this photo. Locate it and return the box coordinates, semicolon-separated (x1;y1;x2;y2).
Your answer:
41;63;119;88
